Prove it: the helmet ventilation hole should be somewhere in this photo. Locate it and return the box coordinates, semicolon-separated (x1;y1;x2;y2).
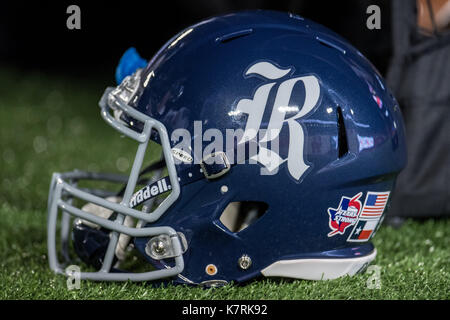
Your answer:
219;201;268;233
336;106;349;158
216;29;253;43
316;36;346;55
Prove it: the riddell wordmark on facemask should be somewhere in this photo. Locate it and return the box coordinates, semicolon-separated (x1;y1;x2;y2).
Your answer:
171;61;321;180
129;177;171;208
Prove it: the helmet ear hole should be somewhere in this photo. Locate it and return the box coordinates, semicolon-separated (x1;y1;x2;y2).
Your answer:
219;201;269;233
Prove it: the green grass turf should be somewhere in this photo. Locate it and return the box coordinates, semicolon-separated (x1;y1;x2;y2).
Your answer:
0;68;448;300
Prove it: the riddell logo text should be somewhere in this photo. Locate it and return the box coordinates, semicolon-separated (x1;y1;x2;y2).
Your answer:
129;178;171;207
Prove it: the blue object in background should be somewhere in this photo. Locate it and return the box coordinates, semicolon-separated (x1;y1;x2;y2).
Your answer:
115;47;148;84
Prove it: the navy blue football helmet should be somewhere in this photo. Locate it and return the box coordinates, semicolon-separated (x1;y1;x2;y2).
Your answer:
47;10;406;286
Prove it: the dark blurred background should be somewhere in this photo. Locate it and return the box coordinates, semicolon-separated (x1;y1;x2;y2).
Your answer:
0;0;392;80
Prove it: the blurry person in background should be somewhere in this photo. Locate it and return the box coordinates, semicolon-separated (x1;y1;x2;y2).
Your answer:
386;0;450;225
417;0;450;33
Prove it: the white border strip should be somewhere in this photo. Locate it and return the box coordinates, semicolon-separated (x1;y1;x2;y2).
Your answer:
261;249;376;280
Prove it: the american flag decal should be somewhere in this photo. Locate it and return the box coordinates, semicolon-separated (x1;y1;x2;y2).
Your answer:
347;191;390;242
360;192;390;218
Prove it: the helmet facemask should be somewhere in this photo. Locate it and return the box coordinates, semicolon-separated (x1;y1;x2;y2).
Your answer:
47;68;185;281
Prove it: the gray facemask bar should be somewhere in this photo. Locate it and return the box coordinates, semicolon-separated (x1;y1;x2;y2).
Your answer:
47;87;183;281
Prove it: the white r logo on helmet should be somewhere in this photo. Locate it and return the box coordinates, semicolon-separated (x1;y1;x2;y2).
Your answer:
237;61;320;180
